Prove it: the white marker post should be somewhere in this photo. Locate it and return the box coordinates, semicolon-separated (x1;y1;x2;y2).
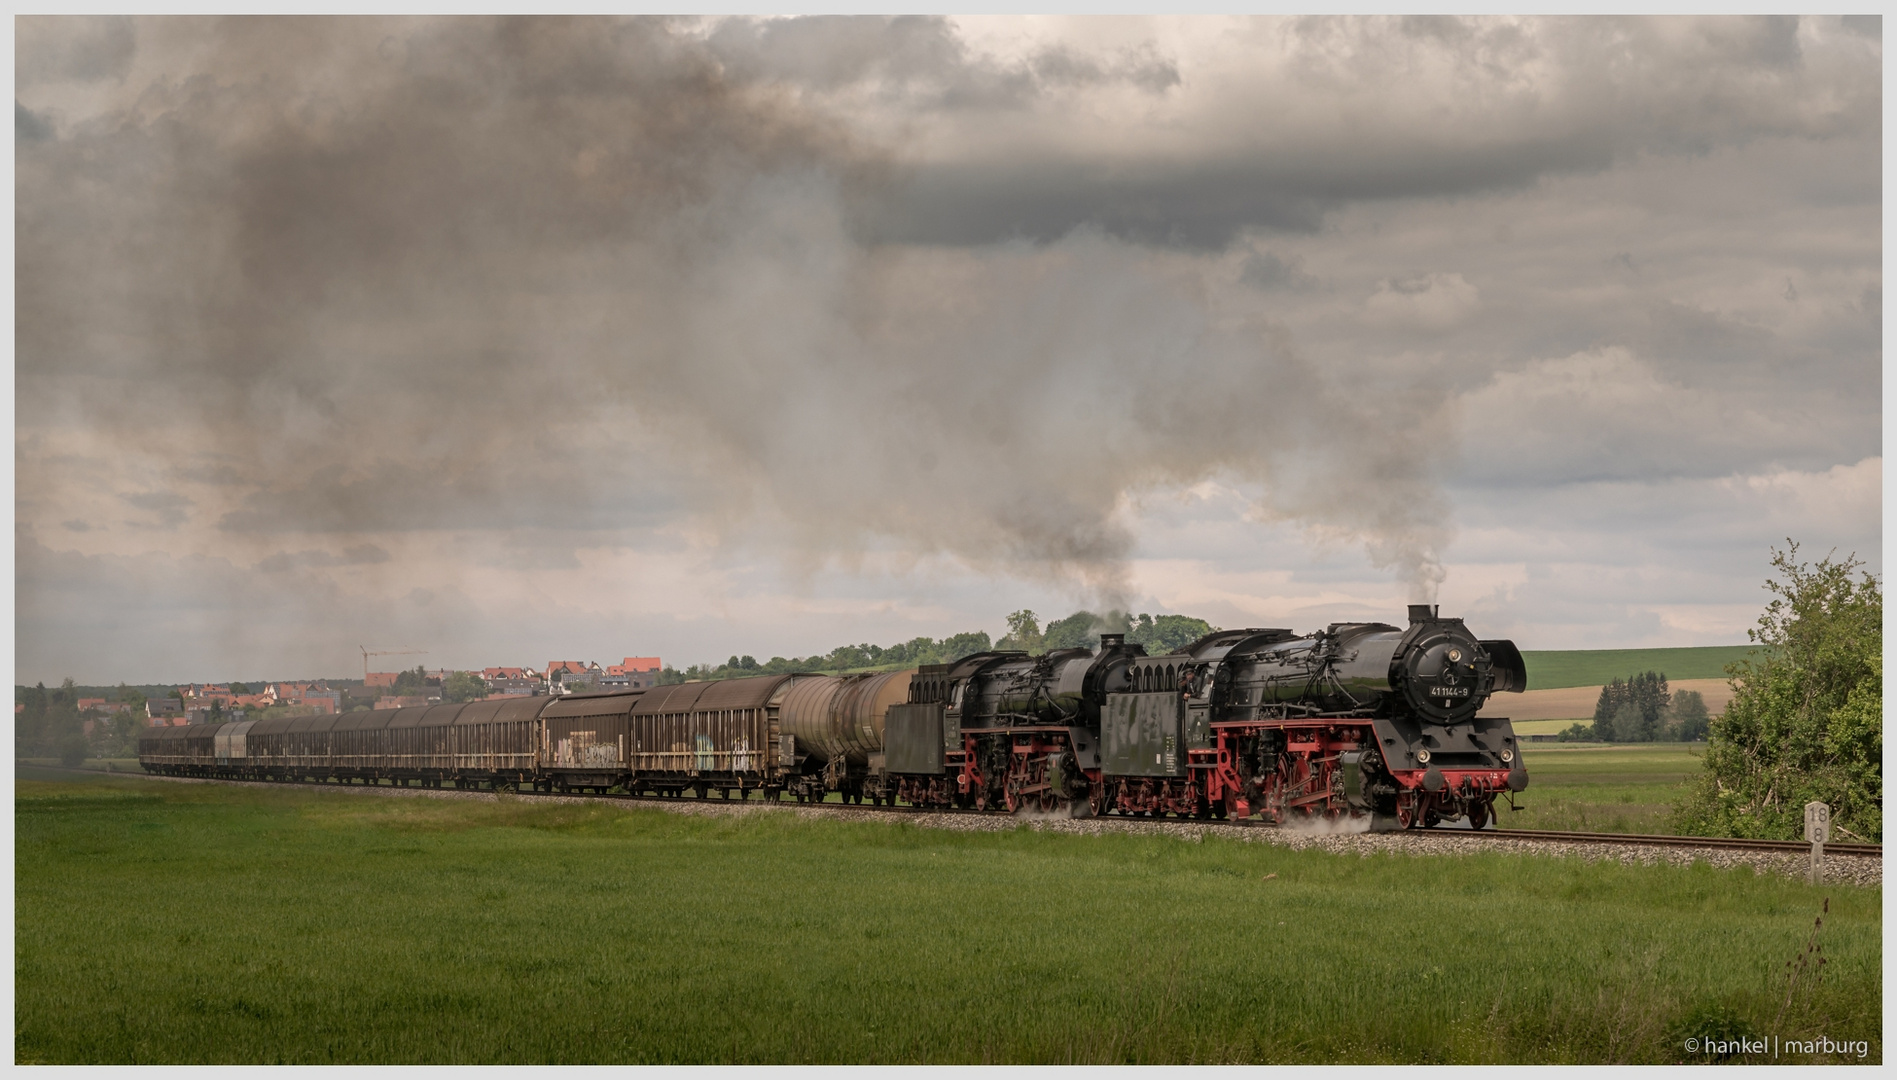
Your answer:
1804;801;1830;885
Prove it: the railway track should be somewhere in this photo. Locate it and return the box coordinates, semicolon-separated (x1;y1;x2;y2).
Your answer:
1453;826;1880;857
61;767;1884;857
507;782;1881;856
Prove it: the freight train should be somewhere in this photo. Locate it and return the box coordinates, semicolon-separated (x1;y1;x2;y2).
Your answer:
139;605;1529;829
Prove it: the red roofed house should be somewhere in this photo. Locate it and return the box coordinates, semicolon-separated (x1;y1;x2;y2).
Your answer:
544;660;602;693
602;657;663;690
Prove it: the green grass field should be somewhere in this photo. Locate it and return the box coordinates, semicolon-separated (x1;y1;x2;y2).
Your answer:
1519;646;1754;691
14;768;1879;1064
1495;743;1709;834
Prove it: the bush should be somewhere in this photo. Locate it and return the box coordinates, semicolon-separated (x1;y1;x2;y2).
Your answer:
1674;544;1881;841
57;734;89;769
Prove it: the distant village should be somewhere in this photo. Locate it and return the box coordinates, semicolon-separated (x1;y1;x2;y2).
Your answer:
65;658;663;732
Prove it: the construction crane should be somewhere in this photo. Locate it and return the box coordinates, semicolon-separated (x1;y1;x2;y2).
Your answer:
360;645;428;684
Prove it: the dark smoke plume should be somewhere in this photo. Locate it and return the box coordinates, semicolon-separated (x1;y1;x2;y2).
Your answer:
17;15;1454;611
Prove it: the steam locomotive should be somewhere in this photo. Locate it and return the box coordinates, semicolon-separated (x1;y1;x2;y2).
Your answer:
882;604;1528;829
140;605;1528;830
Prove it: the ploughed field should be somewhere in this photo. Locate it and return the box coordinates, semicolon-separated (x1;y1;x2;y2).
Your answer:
15;768;1879;1064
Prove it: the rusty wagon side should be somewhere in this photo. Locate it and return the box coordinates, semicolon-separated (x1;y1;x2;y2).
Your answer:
538;690;645;793
626;675;808;798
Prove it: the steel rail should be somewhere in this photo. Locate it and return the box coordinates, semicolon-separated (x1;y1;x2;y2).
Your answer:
1441;826;1881;857
502;785;1882;854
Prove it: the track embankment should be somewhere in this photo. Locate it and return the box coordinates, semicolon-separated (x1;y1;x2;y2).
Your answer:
55;768;1882;888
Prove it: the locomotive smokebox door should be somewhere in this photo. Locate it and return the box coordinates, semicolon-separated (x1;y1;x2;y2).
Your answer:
1103;692;1184;777
885;702;946;774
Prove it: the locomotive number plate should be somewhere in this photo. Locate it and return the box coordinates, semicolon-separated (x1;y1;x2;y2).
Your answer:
1429;686;1471;698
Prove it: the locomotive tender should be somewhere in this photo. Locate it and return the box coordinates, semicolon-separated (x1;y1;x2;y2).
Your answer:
140;605;1528;829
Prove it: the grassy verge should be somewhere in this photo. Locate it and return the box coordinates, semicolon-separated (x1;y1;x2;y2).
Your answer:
15;768;1879;1064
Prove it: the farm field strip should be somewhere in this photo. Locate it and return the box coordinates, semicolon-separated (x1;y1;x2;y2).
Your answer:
1479;678;1735;724
1517;646;1755;690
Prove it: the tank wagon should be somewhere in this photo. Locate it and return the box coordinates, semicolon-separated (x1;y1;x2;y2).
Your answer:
142;605;1528;829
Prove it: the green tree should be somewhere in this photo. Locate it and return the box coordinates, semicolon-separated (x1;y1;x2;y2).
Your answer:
1668;690;1710;742
1131;614;1217;654
230;682;251;695
391;666;431;696
1591;671;1669;741
937;631;992;663
57;732;88;768
1040;612;1101;651
1592;678;1627;739
999;610;1044;653
1675;544;1882;841
442;671;489;704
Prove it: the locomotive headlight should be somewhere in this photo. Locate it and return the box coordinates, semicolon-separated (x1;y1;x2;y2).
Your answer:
1416;748;1431;764
1500;748;1515;763
1447;648;1463;664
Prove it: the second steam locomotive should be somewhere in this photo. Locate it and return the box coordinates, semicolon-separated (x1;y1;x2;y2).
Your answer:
142;605;1529;830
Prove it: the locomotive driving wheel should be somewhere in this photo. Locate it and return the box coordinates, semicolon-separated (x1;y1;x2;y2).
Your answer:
1394;794;1417;830
1467;800;1489;831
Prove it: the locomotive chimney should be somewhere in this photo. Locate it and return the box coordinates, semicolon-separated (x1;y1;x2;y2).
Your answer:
1407;604;1439;625
1099;633;1125;649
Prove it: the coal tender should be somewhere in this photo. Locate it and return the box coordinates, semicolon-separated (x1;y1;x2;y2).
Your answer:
882;605;1529;829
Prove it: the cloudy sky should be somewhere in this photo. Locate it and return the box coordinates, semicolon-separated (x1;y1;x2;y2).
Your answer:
14;15;1882;685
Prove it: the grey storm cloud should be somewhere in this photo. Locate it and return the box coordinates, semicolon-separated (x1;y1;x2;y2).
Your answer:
119;490;194;529
255;544;391;573
703;15;1180;104
842;15;1878;249
15;14;136;85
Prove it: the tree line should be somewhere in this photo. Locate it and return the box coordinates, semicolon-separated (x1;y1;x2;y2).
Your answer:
655;610;1219;685
1558;673;1709;743
15;679;149;765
